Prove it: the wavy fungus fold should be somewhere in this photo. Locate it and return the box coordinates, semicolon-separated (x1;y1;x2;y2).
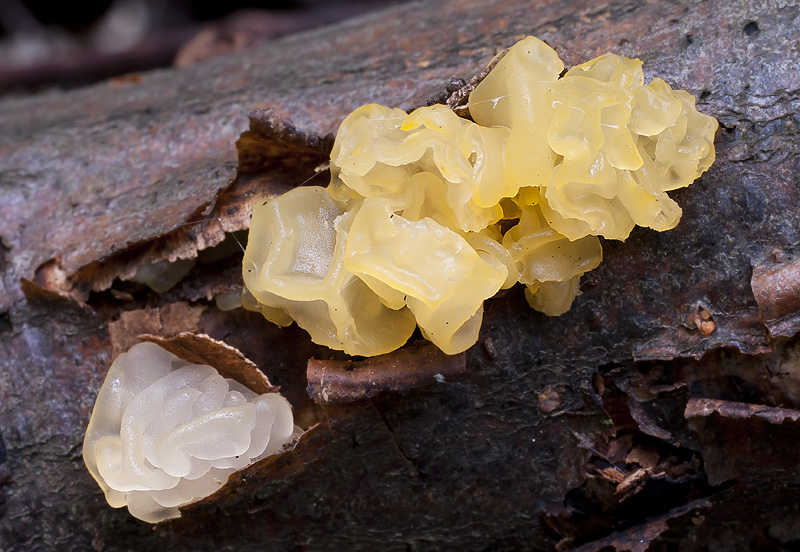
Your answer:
243;36;718;357
83;342;296;523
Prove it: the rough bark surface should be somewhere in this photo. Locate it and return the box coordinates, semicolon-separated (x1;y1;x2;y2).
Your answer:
1;0;799;550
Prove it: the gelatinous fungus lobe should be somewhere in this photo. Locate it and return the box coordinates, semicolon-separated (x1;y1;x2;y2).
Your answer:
83;341;296;523
242;35;718;357
243;187;418;356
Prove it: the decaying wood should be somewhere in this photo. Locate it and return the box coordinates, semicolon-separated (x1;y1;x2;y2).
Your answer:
685;397;800;424
307;341;467;404
2;0;800;550
751;256;800;338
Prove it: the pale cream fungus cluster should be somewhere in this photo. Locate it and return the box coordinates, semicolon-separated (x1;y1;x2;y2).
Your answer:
243;36;717;357
83;342;296;523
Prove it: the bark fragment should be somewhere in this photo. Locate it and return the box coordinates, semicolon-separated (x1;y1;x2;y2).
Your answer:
107;303;206;358
140;331;280;394
752;255;800;338
307;341;466;404
685;397;800;425
572;498;712;552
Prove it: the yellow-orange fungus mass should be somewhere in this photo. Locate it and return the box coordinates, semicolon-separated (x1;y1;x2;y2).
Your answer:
243;36;718;356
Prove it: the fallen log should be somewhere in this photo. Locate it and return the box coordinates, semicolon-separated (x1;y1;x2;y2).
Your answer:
1;1;799;550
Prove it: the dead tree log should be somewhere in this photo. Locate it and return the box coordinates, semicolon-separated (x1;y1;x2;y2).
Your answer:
1;1;799;550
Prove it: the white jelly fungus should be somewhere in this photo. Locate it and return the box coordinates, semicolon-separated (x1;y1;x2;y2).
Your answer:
83;341;296;523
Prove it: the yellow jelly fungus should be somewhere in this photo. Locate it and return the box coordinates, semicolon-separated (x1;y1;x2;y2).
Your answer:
243;187;417;356
503;205;602;289
345;196;507;354
469;36;564;193
243;36;718;356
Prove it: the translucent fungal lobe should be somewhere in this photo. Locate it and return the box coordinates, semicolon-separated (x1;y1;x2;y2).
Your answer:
243;36;718;356
83;342;295;523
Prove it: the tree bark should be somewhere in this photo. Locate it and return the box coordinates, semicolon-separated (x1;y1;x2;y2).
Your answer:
1;1;799;550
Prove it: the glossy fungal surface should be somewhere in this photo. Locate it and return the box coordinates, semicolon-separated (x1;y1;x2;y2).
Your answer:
243;36;718;355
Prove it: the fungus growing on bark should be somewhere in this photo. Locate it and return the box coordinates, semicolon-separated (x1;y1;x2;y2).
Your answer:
243;36;718;356
131;258;197;293
83;341;296;523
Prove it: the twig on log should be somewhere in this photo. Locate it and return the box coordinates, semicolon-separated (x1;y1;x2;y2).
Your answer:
307;341;466;404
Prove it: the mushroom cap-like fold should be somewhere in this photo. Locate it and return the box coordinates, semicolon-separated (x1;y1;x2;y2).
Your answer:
243;186;417;356
83;341;295;523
